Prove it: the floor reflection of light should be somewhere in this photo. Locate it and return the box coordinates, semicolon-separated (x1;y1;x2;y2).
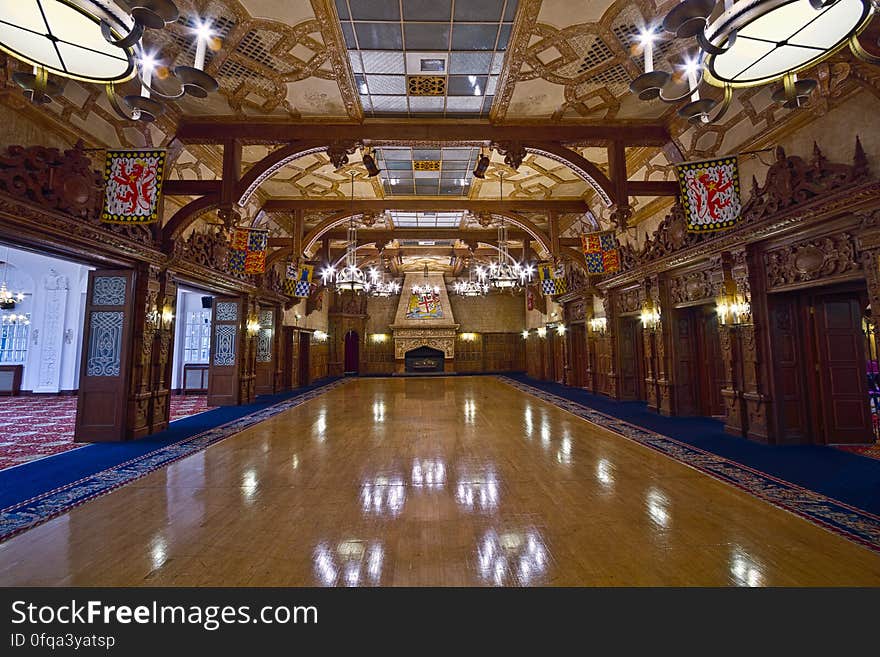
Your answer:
455;469;500;512
292;454;299;470
476;529;549;586
556;435;572;464
242;469;258;503
730;548;764;587
412;459;446;489
464;399;476;424
150;537;167;570
524;405;533;438
313;541;384;587
540;424;550;448
646;488;670;528
596;459;614;488
315;408;327;441
360;476;406;517
373;401;385;423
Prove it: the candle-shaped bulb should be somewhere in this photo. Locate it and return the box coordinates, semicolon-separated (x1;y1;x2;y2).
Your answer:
685;59;701;102
140;57;155;99
194;21;212;71
639;29;655;74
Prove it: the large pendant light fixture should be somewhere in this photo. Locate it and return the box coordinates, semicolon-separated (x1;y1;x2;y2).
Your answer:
323;172;368;294
0;1;219;121
453;261;489;297
368;268;401;297
0;247;26;311
629;0;879;124
485;173;533;290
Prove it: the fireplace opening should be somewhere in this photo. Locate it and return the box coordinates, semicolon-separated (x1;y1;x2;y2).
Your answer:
404;346;444;374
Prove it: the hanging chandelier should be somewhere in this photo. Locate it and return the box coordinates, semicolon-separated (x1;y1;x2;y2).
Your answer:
368;268;401;297
322;172;369;294
629;0;879;124
0;249;26;311
485;173;533;290
411;264;440;296
453;263;489;297
0;1;220;121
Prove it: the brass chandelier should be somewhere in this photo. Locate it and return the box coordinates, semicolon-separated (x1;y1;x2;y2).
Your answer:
0;1;220;122
629;0;880;124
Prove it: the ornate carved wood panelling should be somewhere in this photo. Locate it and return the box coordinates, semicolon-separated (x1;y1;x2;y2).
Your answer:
764;233;861;290
669;269;715;306
616;286;641;314
392;329;457;360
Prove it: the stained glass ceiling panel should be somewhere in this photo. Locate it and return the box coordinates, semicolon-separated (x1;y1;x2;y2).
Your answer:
335;0;518;118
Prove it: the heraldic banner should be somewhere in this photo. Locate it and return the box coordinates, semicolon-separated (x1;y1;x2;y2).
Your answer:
229;228;269;275
538;262;567;296
581;231;620;275
102;149;167;224
677;156;742;232
285;263;314;298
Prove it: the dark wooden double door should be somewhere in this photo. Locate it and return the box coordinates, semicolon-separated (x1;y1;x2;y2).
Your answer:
674;305;725;417
769;286;872;445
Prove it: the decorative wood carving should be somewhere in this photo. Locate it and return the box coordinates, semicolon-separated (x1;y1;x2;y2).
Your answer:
392;328;457;359
669;269;714;305
616;286;641;313
764;233;860;289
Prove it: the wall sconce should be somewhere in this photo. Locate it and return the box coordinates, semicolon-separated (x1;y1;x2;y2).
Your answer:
716;293;752;327
537;326;547;339
370;333;388;343
314;330;329;342
640;300;661;331
521;329;530;339
161;306;174;330
589;317;607;335
556;324;566;336
458;332;478;341
146;304;160;328
246;318;261;336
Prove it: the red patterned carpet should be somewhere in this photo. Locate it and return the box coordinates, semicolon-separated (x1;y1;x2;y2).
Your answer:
837;444;880;461
0;395;214;470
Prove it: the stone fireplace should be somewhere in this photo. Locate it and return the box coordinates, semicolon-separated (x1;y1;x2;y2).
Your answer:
404;346;445;373
390;271;459;374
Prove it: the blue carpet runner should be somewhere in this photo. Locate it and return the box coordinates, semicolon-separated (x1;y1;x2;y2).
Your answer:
499;374;880;552
0;378;348;542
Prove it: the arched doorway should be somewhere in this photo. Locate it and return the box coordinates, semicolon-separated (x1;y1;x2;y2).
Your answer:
344;330;359;375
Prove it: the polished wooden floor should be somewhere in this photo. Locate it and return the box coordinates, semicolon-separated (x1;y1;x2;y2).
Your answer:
2;377;880;586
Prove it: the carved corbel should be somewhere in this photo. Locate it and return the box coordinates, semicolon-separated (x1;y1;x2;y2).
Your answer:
493;141;527;170
327;141;358;170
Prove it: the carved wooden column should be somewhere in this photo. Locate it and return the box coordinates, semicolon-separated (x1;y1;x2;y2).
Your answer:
653;275;675;416
150;269;177;435
127;263;161;439
603;294;620;399
584;294;597;391
714;252;745;436
739;247;773;442
240;295;258;403
637;281;658;411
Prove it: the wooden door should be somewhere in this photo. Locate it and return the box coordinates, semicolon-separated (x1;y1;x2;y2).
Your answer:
281;326;295;389
812;293;872;444
75;269;135;442
673;309;700;416
568;325;586;387
618;318;646;400
298;331;311;386
696;306;725;416
254;308;276;395
207;297;243;406
344;330;359;374
769;295;812;444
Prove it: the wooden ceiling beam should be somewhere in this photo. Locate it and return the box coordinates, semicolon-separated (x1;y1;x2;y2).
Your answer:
163;180;222;196
176;119;670;146
626;180;680;196
263;199;589;213
270;231;582;247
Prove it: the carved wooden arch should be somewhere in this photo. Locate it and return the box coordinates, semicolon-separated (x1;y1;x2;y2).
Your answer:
523;143;615;207
236;141;616;209
301;210;553;260
163;195;221;245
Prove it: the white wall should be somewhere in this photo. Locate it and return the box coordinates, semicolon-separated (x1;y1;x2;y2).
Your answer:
0;246;92;392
